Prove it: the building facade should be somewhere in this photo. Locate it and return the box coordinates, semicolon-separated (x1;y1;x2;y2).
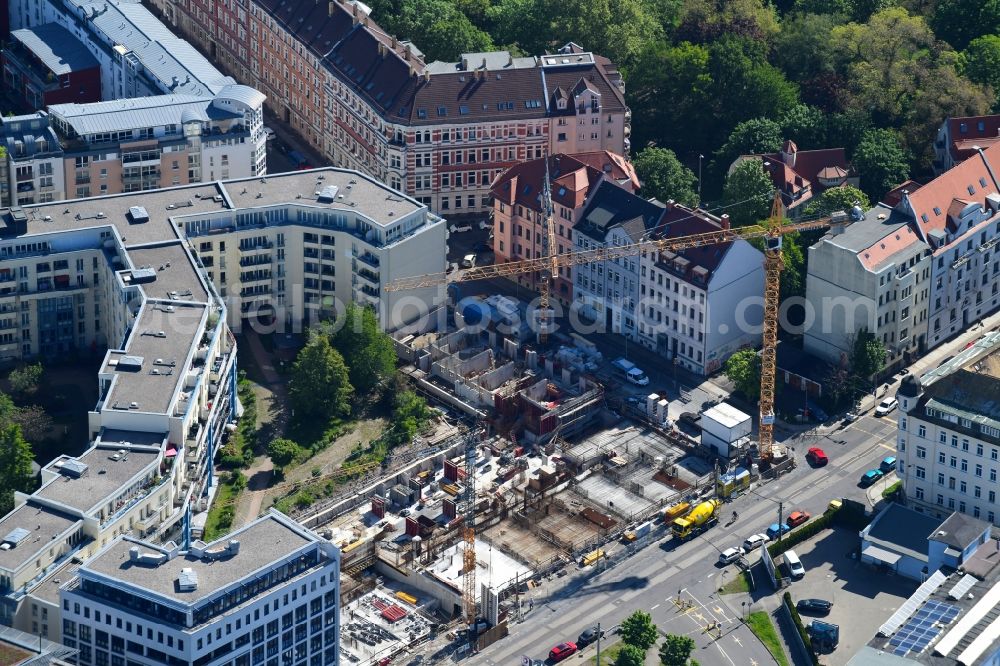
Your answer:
897;334;1000;526
933;115;1000;174
146;0;630;215
0;112;66;207
59;511;340;666
3;23;101;108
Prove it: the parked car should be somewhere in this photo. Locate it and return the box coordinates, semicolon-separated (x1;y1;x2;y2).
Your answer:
718;546;745;565
399;508;411;517
806;447;829;466
808;402;830;422
679;412;701;428
875;396;898;417
577;627;604;647
844;410;860;423
461;253;477;268
785;549;805;579
766;523;792;540
787;511;811;528
880;456;897;473
742;533;769;551
262;126;276;141
797;599;833;615
549;643;577;662
859;469;884;487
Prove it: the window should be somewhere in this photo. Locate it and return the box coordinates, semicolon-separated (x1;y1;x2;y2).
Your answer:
939;451;946;464
976;464;983;477
918;425;926;437
917;446;926;459
915;466;926;479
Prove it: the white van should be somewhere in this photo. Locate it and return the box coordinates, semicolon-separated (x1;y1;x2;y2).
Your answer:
785;549;805;579
461;253;476;268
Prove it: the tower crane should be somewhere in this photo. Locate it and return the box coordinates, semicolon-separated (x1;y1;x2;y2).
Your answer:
461;428;479;630
387;195;850;464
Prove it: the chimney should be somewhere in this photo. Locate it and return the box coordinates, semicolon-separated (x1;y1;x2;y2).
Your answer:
423;69;431;83
481;57;487;70
666;199;675;209
328;0;334;15
404;44;411;61
352;3;359;24
720;214;730;230
508;53;513;67
363;14;369;26
391;35;397;49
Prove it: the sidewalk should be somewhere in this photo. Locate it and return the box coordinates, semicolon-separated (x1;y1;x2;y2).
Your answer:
760;594;812;666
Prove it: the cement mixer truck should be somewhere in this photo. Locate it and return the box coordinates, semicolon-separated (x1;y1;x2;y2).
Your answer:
671;499;722;540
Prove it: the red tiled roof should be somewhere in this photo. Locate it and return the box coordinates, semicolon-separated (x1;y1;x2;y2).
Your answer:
652;205;734;277
569;151;639;191
948;116;1000;161
756;147;849;208
490;154;604;212
953;136;1000;161
883;180;923;207
858;224;921;271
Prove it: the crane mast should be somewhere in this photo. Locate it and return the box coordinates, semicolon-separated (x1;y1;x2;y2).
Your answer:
462;429;478;629
538;155;557;344
758;194;786;460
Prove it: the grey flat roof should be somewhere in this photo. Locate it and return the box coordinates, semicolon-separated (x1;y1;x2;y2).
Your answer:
97;429;168;448
29;558;81;605
825;204;915;253
48;95;240;136
10;23;99;75
865;502;940;562
104;303;207;415
931;512;990;550
0;502;81;572
127;243;209;304
84;513;317;604
35;445;160;513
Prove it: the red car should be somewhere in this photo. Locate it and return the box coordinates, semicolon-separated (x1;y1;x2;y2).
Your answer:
787;510;811;528
806;447;828;466
549;643;577;662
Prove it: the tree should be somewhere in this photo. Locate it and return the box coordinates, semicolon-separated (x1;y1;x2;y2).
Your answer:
620;611;658;651
850;328;886;389
674;0;779;44
722;159;773;228
931;0;1000;51
615;644;646;666
331;304;396;396
772;14;842;105
633;148;699;206
779;104;827;149
659;634;696;666
779;232;806;301
713;118;783;177
394;0;494;62
385;390;432;448
289;333;353;419
7;363;43;398
724;349;761;401
963;36;1000;109
803;186;870;218
0;423;34;515
267;438;301;469
852;129;909;202
10;405;54;444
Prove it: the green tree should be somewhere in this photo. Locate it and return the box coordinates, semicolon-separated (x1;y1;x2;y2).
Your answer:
674;0;779;44
706;38;798;137
633;148;699;206
267;438;301;469
659;634;696;666
394;0;494;62
10;404;54;444
852;129;909;202
722;159;773;228
385;390;432;448
620;611;658;651
615;644;646;666
713;118;783;177
803;185;870;217
7;363;43;398
331;304;396;396
0;423;35;515
780;104;827;149
931;0;1000;51
289;334;353;419
963;35;1000;109
779;232;806;300
724;349;761;401
850;328;887;389
772;13;841;90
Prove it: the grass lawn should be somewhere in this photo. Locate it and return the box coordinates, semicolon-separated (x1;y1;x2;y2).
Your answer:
0;642;31;666
746;612;790;666
588;641;622;666
719;569;752;594
202;478;241;541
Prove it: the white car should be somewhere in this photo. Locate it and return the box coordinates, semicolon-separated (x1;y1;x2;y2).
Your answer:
742;533;768;552
718;546;745;565
262;126;276;141
875;396;898;417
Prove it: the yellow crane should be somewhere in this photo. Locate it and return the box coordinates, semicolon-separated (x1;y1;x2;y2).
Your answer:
387;195;848;463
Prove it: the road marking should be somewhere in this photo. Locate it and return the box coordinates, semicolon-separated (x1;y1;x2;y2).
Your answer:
651;604;660;611
733;636;743;647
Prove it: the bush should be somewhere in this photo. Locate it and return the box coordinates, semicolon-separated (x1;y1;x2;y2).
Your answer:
782;592;818;666
311;466;322;478
767;508;838;558
882;480;902;499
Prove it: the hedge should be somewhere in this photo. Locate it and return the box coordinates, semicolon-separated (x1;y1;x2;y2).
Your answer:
882;480;902;499
782;592;819;666
767;502;871;558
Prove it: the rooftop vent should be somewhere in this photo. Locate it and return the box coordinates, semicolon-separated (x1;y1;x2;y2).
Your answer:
127;206;149;224
60;459;89;478
130;267;157;284
128;546;167;566
317;185;339;203
1;527;31;549
117;355;144;372
177;567;199;591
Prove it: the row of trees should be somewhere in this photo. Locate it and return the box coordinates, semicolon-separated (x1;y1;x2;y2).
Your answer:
0;365;44;515
613;610;697;666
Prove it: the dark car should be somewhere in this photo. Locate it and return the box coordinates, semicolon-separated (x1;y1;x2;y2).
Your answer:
577;626;604;647
678;412;701;428
859;469;884;487
797;598;833;615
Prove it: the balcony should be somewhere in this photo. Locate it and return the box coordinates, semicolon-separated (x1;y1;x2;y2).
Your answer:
354;286;379;306
239;241;274;252
354;252;380;268
355;269;379;288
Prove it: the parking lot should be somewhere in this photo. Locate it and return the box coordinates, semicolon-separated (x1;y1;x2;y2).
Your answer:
781;526;917;665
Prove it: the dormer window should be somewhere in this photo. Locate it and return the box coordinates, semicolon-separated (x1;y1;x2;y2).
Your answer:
591;98;599;111
556;99;566;110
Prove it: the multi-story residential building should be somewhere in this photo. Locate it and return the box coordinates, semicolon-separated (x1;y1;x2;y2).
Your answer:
0;111;66;207
0;166;442;642
805;143;1000;371
59;510;340;666
897;333;1000;525
730;140;858;217
146;0;631;215
3;23;101;108
933;114;1000;174
49;86;268;198
491;153;636;305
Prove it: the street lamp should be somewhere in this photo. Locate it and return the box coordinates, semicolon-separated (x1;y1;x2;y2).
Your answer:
698;154;704;205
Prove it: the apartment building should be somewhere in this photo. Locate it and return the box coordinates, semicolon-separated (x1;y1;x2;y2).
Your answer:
933;115;1000;174
58;511;340;666
805;143;1000;371
49;85;268;199
148;0;630;216
0;167;441;643
897;333;1000;525
3;23;101;108
0;111;66;207
490;153;636;304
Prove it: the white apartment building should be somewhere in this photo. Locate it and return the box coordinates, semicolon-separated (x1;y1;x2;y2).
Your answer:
0;167;442;642
0;112;66;207
49;86;267;198
897;333;1000;525
59;510;340;666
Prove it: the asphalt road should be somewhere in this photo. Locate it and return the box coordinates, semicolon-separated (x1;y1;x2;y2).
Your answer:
473;412;897;666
